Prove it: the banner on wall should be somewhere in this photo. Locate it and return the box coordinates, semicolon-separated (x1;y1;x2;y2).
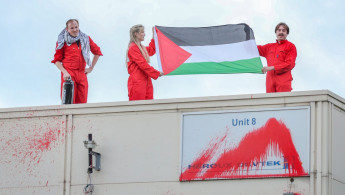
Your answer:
180;107;310;181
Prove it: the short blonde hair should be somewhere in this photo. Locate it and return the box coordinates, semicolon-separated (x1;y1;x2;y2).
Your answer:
66;19;79;28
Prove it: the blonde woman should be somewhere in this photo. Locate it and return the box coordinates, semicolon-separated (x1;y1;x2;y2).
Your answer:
126;24;163;101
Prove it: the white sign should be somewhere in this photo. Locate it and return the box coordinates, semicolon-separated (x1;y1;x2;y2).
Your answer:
180;107;310;181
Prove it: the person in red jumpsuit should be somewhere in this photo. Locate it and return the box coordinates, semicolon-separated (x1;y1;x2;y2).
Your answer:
51;19;103;103
257;22;297;93
126;24;163;101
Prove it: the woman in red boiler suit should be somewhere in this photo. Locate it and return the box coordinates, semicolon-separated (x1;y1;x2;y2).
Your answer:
126;24;163;101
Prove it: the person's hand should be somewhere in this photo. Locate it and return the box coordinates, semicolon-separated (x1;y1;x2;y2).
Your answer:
159;71;164;77
262;66;274;73
62;71;71;81
85;67;93;74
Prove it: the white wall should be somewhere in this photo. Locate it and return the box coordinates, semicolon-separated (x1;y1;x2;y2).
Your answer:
1;90;345;195
332;106;345;195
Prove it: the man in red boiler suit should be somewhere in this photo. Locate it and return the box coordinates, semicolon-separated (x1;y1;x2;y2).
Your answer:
258;22;297;93
52;19;103;103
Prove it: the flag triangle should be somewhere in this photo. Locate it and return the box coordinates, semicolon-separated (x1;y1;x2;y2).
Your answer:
156;28;192;74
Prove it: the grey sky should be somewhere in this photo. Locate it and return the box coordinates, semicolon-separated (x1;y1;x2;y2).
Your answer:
0;0;344;108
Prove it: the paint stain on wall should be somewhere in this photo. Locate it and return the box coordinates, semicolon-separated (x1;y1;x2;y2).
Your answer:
180;118;307;181
0;116;65;171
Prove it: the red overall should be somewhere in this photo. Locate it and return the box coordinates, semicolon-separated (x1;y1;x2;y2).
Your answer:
258;40;297;93
127;39;160;101
51;37;102;103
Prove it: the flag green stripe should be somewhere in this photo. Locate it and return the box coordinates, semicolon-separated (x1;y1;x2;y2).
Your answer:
167;57;263;75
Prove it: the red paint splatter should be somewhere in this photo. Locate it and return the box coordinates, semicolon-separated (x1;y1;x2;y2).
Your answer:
180;118;307;181
162;190;183;195
0;117;66;171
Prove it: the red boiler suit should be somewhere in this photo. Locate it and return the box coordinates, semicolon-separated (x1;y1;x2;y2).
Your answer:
257;40;297;93
51;37;103;103
127;39;160;101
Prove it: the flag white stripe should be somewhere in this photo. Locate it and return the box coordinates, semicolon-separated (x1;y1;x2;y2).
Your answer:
181;40;259;63
153;27;163;72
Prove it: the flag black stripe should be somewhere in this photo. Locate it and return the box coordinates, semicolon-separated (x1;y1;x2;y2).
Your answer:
156;23;255;46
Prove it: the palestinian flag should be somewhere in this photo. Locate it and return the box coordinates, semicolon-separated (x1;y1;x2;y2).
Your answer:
153;24;263;75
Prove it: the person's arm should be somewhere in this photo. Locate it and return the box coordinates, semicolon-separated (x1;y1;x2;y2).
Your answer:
85;55;100;74
273;44;297;74
55;61;71;80
257;44;275;73
146;38;156;56
85;37;103;74
51;42;70;80
257;44;267;57
128;45;161;79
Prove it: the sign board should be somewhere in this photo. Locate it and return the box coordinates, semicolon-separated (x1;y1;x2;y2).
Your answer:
180;107;310;181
